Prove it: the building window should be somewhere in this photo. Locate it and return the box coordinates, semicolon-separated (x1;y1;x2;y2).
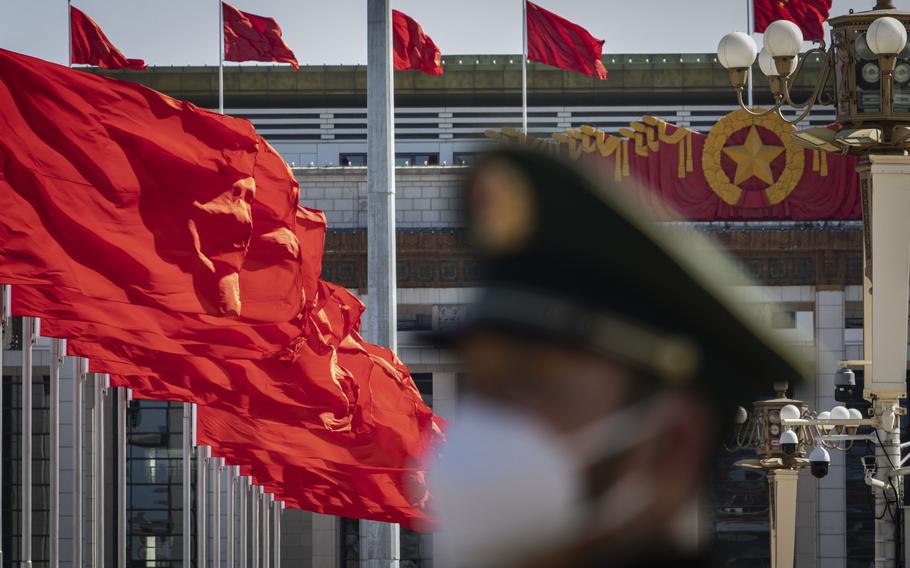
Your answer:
339;153;367;167
711;449;770;565
395;153;439;167
770;310;797;329
127;400;186;567
846;370;874;567
2;373;51;566
453;152;477;166
397;313;433;332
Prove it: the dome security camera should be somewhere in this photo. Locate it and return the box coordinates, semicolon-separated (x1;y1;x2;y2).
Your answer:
835;367;856;403
780;429;799;455
809;446;831;479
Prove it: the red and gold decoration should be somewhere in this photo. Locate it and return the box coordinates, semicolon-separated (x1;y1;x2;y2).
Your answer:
487;109;861;221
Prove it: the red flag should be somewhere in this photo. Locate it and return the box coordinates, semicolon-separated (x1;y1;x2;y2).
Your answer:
11;205;326;361
223;2;299;70
392;10;443;76
526;1;607;80
70;6;147;70
754;0;831;41
0;48;277;317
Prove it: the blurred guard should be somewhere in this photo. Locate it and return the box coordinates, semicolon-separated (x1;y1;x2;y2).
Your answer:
427;148;806;567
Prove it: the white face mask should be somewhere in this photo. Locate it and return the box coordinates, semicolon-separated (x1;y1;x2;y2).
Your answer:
428;396;662;566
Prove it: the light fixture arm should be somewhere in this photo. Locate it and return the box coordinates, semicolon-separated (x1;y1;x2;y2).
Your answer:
735;89;785;117
780;45;831;109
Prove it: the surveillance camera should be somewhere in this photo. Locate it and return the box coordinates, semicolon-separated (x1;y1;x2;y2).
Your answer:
835;367;856;403
780;429;799;455
809;446;831;479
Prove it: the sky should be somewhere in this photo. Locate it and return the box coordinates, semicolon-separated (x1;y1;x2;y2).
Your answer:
3;0;910;67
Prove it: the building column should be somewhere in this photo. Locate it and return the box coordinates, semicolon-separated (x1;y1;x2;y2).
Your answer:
312;513;338;568
814;288;847;568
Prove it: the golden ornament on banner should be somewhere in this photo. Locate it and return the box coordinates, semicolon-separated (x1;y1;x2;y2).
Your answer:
702;109;805;206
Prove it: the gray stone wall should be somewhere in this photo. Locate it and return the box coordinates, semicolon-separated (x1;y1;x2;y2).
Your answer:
295;166;468;230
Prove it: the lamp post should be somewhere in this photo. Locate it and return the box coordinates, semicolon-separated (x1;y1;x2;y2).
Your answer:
719;3;910;566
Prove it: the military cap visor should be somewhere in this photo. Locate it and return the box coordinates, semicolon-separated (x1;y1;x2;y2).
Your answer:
436;147;807;407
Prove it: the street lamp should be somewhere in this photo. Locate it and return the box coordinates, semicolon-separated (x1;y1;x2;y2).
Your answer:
727;384;884;568
718;3;910;568
717;1;910;149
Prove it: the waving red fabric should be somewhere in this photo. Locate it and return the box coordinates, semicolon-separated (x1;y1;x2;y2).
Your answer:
526;1;607;80
0;48;267;317
70;6;147;70
754;0;831;41
392;10;443;76
223;2;299;69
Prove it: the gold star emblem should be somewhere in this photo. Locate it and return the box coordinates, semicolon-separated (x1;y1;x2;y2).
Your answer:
721;126;785;186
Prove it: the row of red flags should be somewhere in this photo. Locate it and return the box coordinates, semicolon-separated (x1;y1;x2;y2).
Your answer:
0;46;442;529
72;0;835;81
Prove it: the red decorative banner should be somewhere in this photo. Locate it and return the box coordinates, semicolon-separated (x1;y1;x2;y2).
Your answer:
488;109;861;221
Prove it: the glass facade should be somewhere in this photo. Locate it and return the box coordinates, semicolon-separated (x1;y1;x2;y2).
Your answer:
2;370;51;567
711;449;771;567
126;400;188;567
845;371;874;567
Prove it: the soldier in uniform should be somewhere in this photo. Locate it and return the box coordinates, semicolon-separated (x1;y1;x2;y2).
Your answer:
427;148;806;567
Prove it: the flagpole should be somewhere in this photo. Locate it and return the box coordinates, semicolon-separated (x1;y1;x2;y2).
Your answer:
251;485;260;567
218;0;225;114
182;403;193;567
227;463;235;567
73;358;87;568
50;337;65;568
197;445;208;567
274;501;283;568
116;387;128;567
0;286;6;568
240;473;248;568
93;373;106;568
213;457;222;567
747;0;754;108
21;317;35;568
263;492;271;568
521;0;528;133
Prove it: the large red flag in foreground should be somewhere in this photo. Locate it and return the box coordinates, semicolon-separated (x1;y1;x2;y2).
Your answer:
3;47;442;527
392;10;443;76
70;6;147;70
0;48;308;320
526;1;607;80
223;2;299;69
754;0;831;41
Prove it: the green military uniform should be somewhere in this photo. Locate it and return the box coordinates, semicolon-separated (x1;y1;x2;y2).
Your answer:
431;147;806;567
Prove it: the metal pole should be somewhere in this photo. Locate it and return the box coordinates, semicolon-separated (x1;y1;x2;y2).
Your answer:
50;337;65;568
21;317;36;567
73;358;87;568
93;373;106;568
366;1;401;565
117;388;128;568
213;457;222;568
218;0;224;114
251;486;260;568
183;403;193;567
227;464;235;567
262;493;270;568
0;285;6;568
197;445;209;568
240;475;248;568
273;501;282;568
521;0;528;132
746;0;754;108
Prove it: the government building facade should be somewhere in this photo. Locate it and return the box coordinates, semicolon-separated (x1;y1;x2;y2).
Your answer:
1;54;873;567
